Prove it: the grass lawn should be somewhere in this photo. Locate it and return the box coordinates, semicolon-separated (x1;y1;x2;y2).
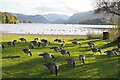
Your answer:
1;34;120;78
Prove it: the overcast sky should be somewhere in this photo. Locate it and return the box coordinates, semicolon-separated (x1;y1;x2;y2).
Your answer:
0;0;94;16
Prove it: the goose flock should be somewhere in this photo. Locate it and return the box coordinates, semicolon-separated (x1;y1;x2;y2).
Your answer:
1;37;119;77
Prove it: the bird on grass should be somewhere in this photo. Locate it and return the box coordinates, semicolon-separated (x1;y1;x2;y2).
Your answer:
19;38;27;42
34;38;40;41
60;43;65;47
30;41;39;46
22;48;32;56
88;42;94;48
50;46;62;52
104;50;117;56
0;44;4;49
7;41;15;47
60;50;70;56
13;40;18;44
72;41;81;46
54;39;65;43
29;43;34;49
65;58;76;68
91;47;102;54
79;55;85;64
112;48;120;53
39;52;55;61
38;42;48;48
41;39;50;44
44;62;58;76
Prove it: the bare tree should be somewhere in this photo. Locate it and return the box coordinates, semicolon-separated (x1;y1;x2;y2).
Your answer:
94;0;120;16
94;0;120;41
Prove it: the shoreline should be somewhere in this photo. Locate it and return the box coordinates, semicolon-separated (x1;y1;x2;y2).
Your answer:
1;33;87;37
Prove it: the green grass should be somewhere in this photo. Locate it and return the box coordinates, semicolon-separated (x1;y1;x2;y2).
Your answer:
1;34;120;78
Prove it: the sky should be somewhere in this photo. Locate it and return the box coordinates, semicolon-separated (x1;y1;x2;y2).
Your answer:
0;0;94;16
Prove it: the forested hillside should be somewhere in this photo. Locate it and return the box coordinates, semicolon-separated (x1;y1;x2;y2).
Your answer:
79;18;113;25
0;12;19;24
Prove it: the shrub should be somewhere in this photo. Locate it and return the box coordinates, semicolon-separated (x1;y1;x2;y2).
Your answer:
109;19;120;41
86;32;102;39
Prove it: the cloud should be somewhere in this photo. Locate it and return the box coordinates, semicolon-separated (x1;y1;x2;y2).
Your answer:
33;6;76;15
0;0;93;15
34;6;77;13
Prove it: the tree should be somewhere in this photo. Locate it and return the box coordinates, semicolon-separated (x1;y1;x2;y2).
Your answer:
94;0;120;41
0;12;19;24
94;0;120;16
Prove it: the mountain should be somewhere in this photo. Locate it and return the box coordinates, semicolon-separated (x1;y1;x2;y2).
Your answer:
11;10;116;24
51;19;67;24
43;14;70;22
79;18;113;25
13;13;48;23
67;11;107;24
0;12;19;24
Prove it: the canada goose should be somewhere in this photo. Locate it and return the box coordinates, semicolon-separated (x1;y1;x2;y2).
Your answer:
19;38;27;42
88;42;94;48
22;48;32;56
79;55;85;64
60;50;70;56
44;62;58;76
13;40;17;44
58;40;65;43
39;52;55;61
29;43;34;49
91;47;102;54
54;39;59;42
65;58;76;68
0;44;4;49
2;44;4;49
7;42;15;47
54;39;64;43
60;43;65;47
34;38;40;41
112;48;120;53
104;50;117;56
30;41;38;46
41;39;50;44
38;42;47;48
50;46;62;52
72;41;81;46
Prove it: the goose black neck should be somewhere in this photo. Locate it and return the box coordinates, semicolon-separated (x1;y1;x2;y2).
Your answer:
67;52;70;56
98;50;102;54
29;51;32;56
73;62;75;68
12;42;15;47
51;55;55;61
38;42;41;47
55;66;58;76
82;58;85;64
114;52;118;55
2;45;4;49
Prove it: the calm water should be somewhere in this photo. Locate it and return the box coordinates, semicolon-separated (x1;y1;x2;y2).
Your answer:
0;23;112;35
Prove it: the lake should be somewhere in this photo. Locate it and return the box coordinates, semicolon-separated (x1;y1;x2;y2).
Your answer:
0;23;113;35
